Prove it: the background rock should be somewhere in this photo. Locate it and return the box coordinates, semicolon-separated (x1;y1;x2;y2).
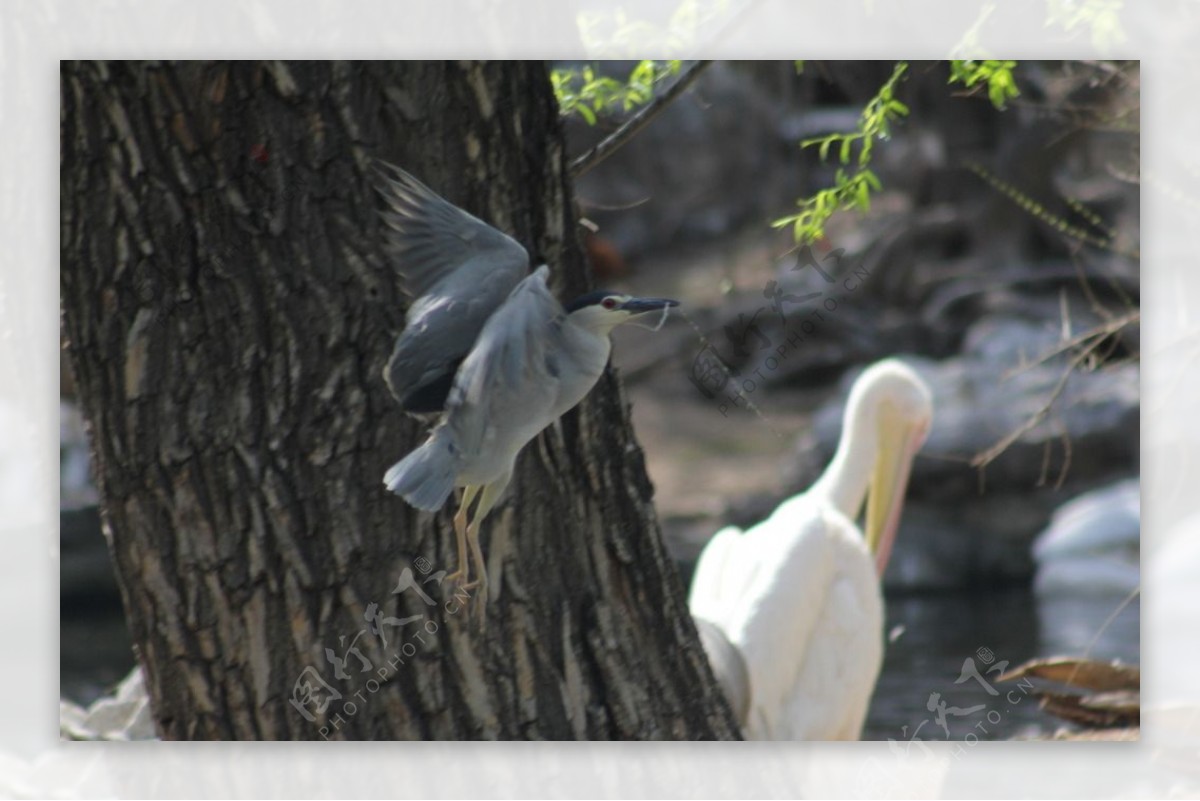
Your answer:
60;667;157;741
1033;478;1140;596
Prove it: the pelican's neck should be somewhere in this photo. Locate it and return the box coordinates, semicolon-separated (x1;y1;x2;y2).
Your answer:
809;399;877;519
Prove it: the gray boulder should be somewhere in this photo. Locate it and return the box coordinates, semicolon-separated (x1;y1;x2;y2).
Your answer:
60;667;157;741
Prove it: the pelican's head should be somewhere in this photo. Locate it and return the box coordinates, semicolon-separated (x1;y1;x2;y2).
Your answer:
843;360;933;576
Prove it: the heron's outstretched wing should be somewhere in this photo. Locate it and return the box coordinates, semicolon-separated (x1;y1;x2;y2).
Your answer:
374;161;530;411
374;161;530;299
442;266;565;465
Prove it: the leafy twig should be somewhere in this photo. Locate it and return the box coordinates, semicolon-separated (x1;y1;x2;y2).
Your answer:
948;60;1020;109
969;163;1140;259
568;60;713;179
553;61;682;125
773;62;910;245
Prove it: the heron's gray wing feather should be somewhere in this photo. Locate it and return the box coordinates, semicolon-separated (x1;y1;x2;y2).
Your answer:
445;266;563;461
373;161;529;300
374;161;530;407
384;255;525;404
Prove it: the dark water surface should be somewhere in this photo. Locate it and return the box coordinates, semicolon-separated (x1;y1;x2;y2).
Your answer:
863;587;1140;741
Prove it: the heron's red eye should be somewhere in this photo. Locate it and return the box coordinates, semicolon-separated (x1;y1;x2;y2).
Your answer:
601;297;618;310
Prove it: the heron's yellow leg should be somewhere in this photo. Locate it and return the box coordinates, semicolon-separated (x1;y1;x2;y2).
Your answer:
445;485;480;586
460;475;510;624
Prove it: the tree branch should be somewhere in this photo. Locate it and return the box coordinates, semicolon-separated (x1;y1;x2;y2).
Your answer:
970;313;1136;471
568;60;713;179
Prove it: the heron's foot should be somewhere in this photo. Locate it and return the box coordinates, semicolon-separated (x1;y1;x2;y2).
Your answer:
443;568;470;589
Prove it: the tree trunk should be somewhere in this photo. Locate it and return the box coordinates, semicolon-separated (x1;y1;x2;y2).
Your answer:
60;60;740;740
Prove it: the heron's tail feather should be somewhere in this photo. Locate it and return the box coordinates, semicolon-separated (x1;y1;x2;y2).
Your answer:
383;430;458;511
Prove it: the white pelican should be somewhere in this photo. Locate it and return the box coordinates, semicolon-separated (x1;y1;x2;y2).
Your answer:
689;359;933;739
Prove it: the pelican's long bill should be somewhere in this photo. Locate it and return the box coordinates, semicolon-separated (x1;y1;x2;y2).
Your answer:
864;401;928;576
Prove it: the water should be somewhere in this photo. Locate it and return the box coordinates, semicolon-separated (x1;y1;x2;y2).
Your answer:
863;587;1140;741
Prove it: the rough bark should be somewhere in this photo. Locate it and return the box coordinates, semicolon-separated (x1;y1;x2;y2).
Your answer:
60;60;740;740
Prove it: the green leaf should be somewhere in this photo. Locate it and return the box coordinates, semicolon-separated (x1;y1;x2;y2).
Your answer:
855;180;870;210
859;136;874;166
839;137;852;164
551;60;687;122
949;59;1021;110
776;61;910;246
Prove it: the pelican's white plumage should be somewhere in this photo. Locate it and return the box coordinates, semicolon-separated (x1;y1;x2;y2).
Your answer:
690;359;933;740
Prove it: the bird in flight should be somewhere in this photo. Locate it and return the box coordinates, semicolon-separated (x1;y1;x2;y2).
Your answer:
375;162;678;620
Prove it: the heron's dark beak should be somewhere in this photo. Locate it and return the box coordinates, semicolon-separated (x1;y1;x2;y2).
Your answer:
620;297;679;314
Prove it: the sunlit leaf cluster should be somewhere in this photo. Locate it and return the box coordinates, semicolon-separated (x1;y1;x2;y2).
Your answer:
551;61;682;125
773;62;910;245
949;59;1021;110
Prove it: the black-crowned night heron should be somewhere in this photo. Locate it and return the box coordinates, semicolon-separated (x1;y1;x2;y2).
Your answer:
375;163;678;612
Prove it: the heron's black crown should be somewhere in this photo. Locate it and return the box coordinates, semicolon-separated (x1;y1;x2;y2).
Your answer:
565;290;622;313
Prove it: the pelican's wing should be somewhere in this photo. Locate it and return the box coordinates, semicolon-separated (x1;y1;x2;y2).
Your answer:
725;504;884;740
694;616;751;727
443;266;563;462
374;161;530;410
689;524;757;629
